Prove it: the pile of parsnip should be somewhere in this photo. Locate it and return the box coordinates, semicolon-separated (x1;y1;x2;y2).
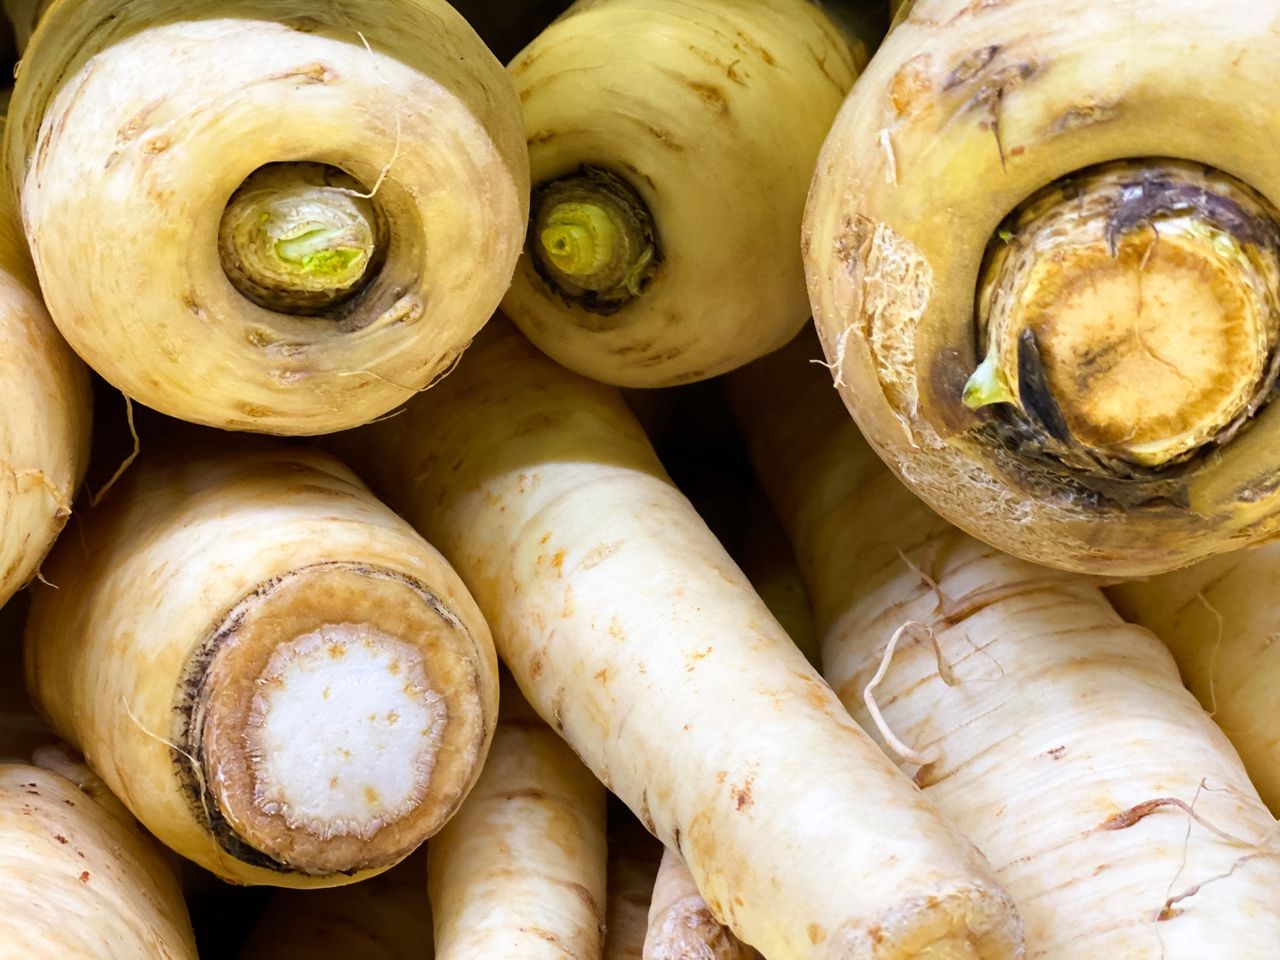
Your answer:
3;0;1280;957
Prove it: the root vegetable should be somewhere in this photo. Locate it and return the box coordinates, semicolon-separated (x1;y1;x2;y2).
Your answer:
730;333;1280;958
804;0;1280;575
502;0;862;387
740;491;818;667
334;320;1025;960
240;853;432;959
0;116;90;606
644;847;758;960
1109;546;1280;815
25;442;498;886
606;835;660;960
4;0;527;435
0;745;198;959
429;679;607;960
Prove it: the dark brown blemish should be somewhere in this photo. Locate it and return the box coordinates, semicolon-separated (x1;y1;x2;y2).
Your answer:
53;834;68;844
687;80;729;116
1047;745;1067;760
927;345;983;435
647;125;684;152
732;773;754;811
78;871;90;883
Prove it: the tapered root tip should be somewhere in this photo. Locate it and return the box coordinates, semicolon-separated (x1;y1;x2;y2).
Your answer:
187;563;491;877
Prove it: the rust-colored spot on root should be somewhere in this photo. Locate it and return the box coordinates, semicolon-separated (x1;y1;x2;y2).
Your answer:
1047;745;1067;760
647;125;684;151
808;923;826;945
53;834;67;844
78;871;90;883
889;54;934;117
687;80;729;115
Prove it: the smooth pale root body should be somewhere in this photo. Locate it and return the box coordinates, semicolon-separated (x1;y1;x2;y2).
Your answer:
0;116;90;607
804;0;1280;575
25;444;498;886
645;847;758;960
239;852;432;959
4;0;527;435
1108;546;1280;814
429;683;607;960
336;322;1024;960
503;0;861;387
741;494;819;667
729;335;1280;958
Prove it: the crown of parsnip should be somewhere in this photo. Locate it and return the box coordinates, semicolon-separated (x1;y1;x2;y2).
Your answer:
503;0;861;387
805;0;1280;575
3;0;527;435
25;444;498;886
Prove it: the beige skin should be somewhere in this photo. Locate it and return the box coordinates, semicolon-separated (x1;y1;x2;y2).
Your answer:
25;443;498;886
4;0;527;435
1;608;196;958
240;853;432;959
731;333;1280;958
805;0;1280;575
0;748;198;959
607;848;660;960
0;116;91;607
336;320;1024;960
429;681;607;960
740;492;819;668
645;848;758;960
503;0;861;387
1109;546;1280;815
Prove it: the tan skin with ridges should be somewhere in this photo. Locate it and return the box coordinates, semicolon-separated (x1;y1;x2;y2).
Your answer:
335;320;1025;960
1109;545;1280;816
26;443;497;886
645;847;758;960
805;0;1280;575
4;0;527;435
429;681;608;960
730;333;1280;958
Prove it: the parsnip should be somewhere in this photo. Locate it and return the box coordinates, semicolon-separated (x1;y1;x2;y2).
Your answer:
645;847;758;960
730;333;1280;958
26;442;498;886
740;491;819;667
0;115;90;606
429;678;607;960
502;0;862;387
0;747;198;959
4;0;527;435
240;853;432;959
606;836;661;960
804;0;1280;575
1109;546;1280;814
335;320;1024;960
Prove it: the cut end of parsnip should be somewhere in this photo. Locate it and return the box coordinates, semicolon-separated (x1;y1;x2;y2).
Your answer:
970;159;1280;472
190;563;485;877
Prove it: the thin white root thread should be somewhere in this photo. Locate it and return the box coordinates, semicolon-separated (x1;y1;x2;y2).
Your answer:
1195;591;1223;717
864;620;941;766
335;31;401;202
878;128;898;186
90;396;139;508
121;695;213;829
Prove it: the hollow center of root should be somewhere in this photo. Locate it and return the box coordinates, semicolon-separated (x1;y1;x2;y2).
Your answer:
967;159;1280;471
529;166;659;315
244;623;446;841
219;162;384;315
